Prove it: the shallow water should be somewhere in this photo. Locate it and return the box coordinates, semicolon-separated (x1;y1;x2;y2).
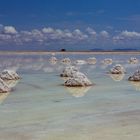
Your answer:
0;53;140;140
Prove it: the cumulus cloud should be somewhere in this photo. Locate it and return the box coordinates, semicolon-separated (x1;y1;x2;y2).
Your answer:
113;30;140;44
100;30;109;38
73;29;88;40
85;27;97;44
120;30;140;39
42;27;54;34
0;25;111;47
2;24;140;48
86;27;97;36
4;26;18;34
0;34;11;40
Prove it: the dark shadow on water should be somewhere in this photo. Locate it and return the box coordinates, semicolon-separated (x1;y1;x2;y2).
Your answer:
20;82;43;89
52;100;61;103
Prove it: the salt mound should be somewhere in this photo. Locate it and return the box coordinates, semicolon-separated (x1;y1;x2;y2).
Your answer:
75;60;86;65
110;64;126;74
128;70;140;81
102;58;112;65
64;72;92;87
61;58;71;65
128;57;138;64
0;78;10;93
49;57;57;64
0;70;20;80
51;52;56;56
50;56;57;61
87;57;96;64
60;66;78;77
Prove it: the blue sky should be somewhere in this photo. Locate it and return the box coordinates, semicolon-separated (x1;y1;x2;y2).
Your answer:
0;0;140;51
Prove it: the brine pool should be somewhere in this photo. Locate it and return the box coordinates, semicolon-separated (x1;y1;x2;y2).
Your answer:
0;53;140;140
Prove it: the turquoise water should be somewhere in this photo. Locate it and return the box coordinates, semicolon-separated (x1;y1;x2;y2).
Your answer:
0;53;140;140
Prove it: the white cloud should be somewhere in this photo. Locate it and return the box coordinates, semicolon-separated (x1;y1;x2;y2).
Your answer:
1;24;140;48
4;26;18;34
0;25;111;46
64;31;73;38
121;30;140;38
86;27;97;36
73;29;88;40
100;30;109;38
42;27;54;34
0;34;11;40
113;30;140;43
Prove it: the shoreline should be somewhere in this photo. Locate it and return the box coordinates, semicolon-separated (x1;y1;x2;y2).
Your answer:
0;51;140;55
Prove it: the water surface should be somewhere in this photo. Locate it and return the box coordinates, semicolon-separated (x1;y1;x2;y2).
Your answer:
0;53;140;140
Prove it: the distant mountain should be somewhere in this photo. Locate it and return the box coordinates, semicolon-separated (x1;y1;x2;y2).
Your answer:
90;48;138;52
90;48;105;51
113;48;138;51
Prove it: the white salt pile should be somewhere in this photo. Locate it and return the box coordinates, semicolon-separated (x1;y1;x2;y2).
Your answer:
102;58;112;65
128;57;138;64
0;78;10;93
64;72;92;87
61;65;93;87
75;60;86;65
60;66;78;77
0;70;20;80
87;57;96;64
128;70;140;81
109;64;126;74
49;56;57;64
61;58;71;65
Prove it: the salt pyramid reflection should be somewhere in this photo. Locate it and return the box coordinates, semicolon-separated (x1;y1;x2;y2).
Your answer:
66;86;92;98
129;81;140;91
0;92;10;104
102;58;113;65
4;80;19;88
109;74;125;81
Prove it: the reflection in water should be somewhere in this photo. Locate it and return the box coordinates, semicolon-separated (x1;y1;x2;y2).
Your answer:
109;74;125;81
129;81;140;91
65;86;91;98
1;54;140;140
100;64;108;70
49;60;57;65
4;80;19;88
43;67;54;73
61;77;69;81
0;92;10;104
0;80;19;104
102;58;113;65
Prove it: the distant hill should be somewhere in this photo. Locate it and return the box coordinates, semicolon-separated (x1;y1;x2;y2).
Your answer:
113;48;138;51
90;48;138;52
90;48;105;51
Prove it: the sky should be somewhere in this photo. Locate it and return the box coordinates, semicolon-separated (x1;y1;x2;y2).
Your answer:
0;0;140;51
